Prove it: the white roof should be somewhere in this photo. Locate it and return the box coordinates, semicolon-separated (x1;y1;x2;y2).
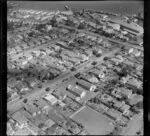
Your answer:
44;94;57;103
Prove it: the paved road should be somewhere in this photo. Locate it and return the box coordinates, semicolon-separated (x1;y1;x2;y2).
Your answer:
57;24;143;51
8;48;120;115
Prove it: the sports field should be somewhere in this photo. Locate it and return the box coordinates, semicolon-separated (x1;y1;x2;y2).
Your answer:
71;106;114;135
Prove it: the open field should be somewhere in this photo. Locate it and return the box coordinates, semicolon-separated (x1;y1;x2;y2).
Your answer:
71;105;114;135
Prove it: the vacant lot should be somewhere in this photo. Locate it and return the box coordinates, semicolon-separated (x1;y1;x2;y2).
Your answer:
71;106;114;135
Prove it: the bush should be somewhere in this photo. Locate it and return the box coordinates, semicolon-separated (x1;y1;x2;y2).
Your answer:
45;87;50;92
92;61;97;65
103;57;109;61
136;101;143;109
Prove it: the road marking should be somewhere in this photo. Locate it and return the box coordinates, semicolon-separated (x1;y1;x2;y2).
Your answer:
70;105;86;118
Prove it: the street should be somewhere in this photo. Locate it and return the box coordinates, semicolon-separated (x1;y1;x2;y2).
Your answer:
8;47;120;115
57;24;143;51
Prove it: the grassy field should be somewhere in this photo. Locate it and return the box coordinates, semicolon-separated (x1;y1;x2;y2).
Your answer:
71;106;114;135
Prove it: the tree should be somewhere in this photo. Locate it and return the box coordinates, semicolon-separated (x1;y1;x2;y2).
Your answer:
92;61;97;65
23;98;28;103
50;16;57;27
92;50;97;56
65;19;74;27
136;101;143;109
78;23;85;29
45;87;50;92
103;57;109;61
111;79;118;85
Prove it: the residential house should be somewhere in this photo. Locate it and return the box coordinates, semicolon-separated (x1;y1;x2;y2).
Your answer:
76;80;96;92
111;89;122;99
95;64;106;71
127;77;142;89
67;84;86;100
11;111;28;129
23;103;39;117
101;94;114;102
119;103;130;114
88;68;105;79
13;127;32;136
42;119;55;131
116;116;128;126
87;76;99;84
119;87;133;98
26;121;39;135
106;108;122;120
107;22;120;31
128;48;141;57
112;99;124;109
43;93;58;105
99;103;110;112
34;99;50;114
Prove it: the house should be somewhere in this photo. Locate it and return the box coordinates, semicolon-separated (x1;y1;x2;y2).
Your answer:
59;101;66;107
67;84;86;99
109;19;143;36
78;32;85;37
42;119;55;131
120;103;130;114
107;22;120;31
76;80;96;92
21;60;28;66
119;88;133;98
97;38;103;44
26;121;39;135
61;11;73;16
13;127;32;136
43;93;58;105
15;46;22;52
23;103;39;117
128;48;141;57
34;99;50;112
7;122;15;135
112;99;124;109
110;57;121;65
136;65;143;71
101;94;114;102
120;75;130;84
127;77;142;89
116;116;128;126
106;109;122;120
25;77;40;88
111;89;122;99
95;64;106;71
99;103;110;112
87;76;99;84
11;111;28;129
88;68;105;79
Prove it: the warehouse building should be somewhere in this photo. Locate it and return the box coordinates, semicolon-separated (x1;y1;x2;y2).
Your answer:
76;80;96;92
109;19;143;36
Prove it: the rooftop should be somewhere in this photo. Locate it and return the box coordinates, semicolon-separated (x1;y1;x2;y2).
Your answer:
109;19;143;35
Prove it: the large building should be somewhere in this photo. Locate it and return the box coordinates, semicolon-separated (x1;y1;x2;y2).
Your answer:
76;80;96;92
67;84;86;100
109;19;143;36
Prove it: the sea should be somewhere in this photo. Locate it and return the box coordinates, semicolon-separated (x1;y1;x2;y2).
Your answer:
13;1;144;26
15;1;143;15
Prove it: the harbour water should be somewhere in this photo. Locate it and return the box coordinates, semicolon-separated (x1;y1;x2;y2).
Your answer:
15;1;143;15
